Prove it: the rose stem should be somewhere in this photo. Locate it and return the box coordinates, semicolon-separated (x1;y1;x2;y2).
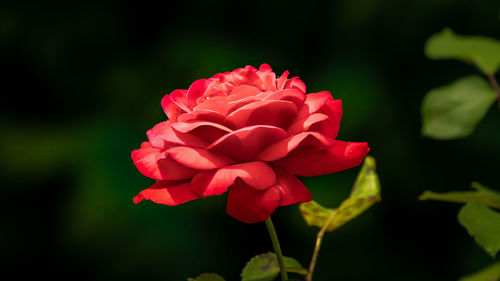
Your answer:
306;210;337;281
265;217;288;281
487;73;500;108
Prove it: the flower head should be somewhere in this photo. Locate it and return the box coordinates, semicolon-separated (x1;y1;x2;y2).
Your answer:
132;64;369;223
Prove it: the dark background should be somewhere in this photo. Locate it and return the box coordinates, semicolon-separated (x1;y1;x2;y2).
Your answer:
1;0;500;280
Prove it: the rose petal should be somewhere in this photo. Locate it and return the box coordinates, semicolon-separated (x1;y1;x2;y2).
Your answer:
177;109;226;124
273;140;370;176
298;91;332;116
259;64;273;72
294;92;342;138
258;64;277;91
171;121;232;134
256;131;334;161
232;67;264;90
319;99;342;138
224;100;298;130
191;161;276;197
208;125;288;162
262;88;305;108
276;70;289;90
287;113;329;136
167;146;234;170
161;94;185;121
133;181;199;205
187;79;209;109
226;181;281;223
272;167;312;206
147;121;208;149
284;77;306;93
171;121;233;143
131;143;198;180
132;142;164;178
229;85;262;100
169;89;191;112
194;85;262;116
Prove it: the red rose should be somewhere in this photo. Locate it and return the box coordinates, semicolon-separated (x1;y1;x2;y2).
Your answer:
132;64;369;223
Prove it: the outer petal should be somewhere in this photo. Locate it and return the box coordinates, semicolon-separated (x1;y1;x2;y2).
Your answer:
131;142;164;178
273;140;370;177
276;71;289;90
169;89;191;112
256;131;334;161
273;167;312;206
161;94;185;121
258;64;277;91
226;181;281;223
231;67;264;90
294;92;342;138
224;100;297;130
319;99;342;138
131;142;198;180
208;125;287;162
167;146;235;170
147;121;208;149
298;91;332;116
284;77;306;93
191;161;276;197
259;63;273;72
133;181;199;205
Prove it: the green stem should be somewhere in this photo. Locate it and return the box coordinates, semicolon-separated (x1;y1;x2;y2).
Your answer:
265;217;288;281
306;210;337;281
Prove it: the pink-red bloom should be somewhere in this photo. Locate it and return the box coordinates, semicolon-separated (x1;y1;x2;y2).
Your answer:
132;64;369;223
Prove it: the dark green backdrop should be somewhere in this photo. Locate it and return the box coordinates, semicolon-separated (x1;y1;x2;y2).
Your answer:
2;0;500;280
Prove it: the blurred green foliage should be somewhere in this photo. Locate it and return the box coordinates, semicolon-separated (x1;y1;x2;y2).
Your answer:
420;182;500;258
459;261;500;281
422;29;500;140
421;76;496;140
1;1;500;281
188;273;226;281
425;28;500;75
458;202;500;258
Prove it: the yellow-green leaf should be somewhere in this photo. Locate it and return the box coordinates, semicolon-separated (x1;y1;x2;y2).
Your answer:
241;252;308;281
299;156;381;232
419;182;500;210
425;28;500;74
459;261;500;281
458;202;500;258
187;273;226;281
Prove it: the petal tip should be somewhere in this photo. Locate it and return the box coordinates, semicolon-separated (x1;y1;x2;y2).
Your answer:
259;64;272;72
133;194;144;204
345;142;370;158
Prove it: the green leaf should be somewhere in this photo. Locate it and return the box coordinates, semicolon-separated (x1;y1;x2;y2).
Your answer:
419;182;500;210
300;156;381;231
459;261;500;281
458;202;500;258
281;256;308;276
187;273;226;281
425;28;500;74
421;75;496;140
241;252;308;281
